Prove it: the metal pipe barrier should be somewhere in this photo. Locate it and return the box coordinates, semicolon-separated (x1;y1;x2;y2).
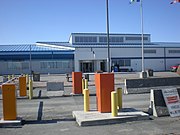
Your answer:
0;74;31;98
0;75;19;89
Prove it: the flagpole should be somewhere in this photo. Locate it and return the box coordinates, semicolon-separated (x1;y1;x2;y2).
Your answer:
140;0;147;78
106;0;111;73
140;0;144;72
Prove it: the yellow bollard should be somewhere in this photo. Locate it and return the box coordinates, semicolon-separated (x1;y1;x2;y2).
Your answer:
117;88;122;109
26;74;29;84
11;74;15;83
85;79;88;89
111;91;118;117
8;75;11;81
29;78;33;99
82;79;85;94
83;89;90;112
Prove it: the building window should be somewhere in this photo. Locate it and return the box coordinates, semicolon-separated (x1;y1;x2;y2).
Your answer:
99;36;123;43
8;62;21;70
48;62;57;68
40;62;47;69
124;60;131;66
110;37;123;43
75;36;97;43
41;61;57;69
62;61;70;68
99;37;107;42
169;50;180;53
22;62;29;69
125;37;148;41
8;61;29;70
112;59;131;67
57;62;63;68
144;50;156;54
40;61;70;69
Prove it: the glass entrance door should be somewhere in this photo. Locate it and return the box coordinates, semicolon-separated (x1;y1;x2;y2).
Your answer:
80;61;94;73
100;61;106;72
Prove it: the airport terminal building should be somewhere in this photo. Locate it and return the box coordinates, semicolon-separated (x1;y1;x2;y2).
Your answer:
0;33;180;74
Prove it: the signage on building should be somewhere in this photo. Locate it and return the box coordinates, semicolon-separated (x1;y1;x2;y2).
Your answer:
162;87;180;117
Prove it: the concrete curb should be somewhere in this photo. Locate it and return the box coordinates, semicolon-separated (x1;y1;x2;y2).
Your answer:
0;117;22;128
73;108;149;126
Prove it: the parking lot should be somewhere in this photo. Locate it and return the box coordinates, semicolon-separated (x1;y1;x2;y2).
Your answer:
0;72;180;135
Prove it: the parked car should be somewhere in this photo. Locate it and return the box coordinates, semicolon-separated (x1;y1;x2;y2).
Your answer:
170;64;180;72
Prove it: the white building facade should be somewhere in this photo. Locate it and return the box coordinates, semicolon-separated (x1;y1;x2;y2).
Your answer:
1;33;180;75
68;33;180;72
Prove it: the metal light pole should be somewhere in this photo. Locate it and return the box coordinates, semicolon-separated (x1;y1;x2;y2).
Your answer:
29;44;32;79
106;0;111;73
29;44;33;99
139;0;147;78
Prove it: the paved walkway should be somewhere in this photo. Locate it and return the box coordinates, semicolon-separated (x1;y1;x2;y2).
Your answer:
0;72;180;135
24;71;180;88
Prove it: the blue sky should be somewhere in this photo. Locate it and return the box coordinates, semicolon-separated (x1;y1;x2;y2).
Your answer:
0;0;180;44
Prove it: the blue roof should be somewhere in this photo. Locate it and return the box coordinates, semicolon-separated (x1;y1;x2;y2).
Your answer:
0;44;74;52
0;44;74;61
36;42;74;49
36;42;71;46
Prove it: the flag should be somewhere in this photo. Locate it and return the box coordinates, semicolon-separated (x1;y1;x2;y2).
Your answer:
170;0;180;4
130;0;141;3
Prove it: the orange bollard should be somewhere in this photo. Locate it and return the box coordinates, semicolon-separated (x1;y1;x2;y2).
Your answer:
95;73;114;113
19;76;27;96
72;72;82;94
1;84;17;120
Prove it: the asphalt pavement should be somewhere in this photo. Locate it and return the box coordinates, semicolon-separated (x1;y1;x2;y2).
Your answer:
0;72;180;135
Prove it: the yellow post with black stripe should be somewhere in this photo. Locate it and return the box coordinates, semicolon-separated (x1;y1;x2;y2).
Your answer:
83;89;90;112
111;91;118;117
8;75;11;81
29;77;33;100
85;79;88;89
82;79;85;94
26;74;29;84
117;88;122;109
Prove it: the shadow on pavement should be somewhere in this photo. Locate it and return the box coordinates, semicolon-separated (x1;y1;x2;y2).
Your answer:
22;118;75;125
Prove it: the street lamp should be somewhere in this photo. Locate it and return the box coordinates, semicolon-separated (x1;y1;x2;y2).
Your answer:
106;0;111;73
